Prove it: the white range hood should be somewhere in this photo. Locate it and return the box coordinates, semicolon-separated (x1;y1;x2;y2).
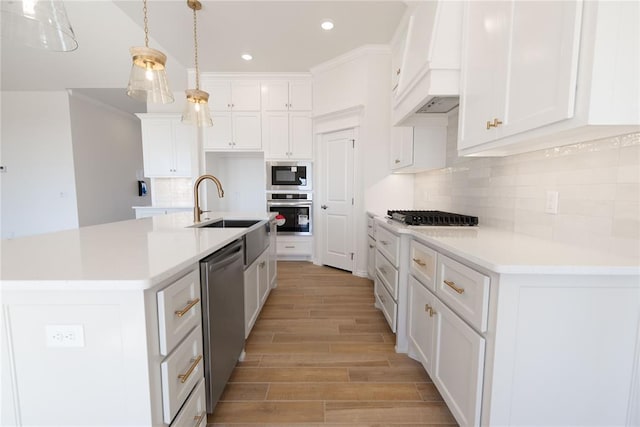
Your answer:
392;1;463;126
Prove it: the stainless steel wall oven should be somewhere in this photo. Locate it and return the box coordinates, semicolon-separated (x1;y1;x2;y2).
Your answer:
267;193;312;235
266;161;312;191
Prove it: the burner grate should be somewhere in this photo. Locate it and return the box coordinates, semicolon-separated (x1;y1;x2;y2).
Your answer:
387;210;478;226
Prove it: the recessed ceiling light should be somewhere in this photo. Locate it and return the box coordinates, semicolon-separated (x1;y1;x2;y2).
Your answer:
321;20;334;31
241;53;253;61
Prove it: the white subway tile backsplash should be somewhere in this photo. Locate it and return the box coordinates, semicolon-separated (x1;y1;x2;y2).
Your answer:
413;111;640;258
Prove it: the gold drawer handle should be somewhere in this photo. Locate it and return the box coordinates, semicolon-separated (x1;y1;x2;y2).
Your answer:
175;298;200;318
412;258;426;267
444;280;465;295
178;355;203;383
369;244;374;249
380;240;389;245
193;411;206;426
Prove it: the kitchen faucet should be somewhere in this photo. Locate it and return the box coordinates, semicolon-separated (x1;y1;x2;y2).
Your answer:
193;174;224;223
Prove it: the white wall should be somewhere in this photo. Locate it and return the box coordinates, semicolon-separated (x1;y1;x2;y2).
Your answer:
414;112;640;259
204;152;266;212
68;92;147;227
1;92;79;239
312;46;414;275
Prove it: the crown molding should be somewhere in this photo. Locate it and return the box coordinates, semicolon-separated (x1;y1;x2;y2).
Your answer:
310;44;391;75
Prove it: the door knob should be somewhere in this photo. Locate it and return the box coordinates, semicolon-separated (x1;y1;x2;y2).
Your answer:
321;205;328;210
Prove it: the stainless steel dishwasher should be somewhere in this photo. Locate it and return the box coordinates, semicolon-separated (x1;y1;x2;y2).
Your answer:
200;238;245;413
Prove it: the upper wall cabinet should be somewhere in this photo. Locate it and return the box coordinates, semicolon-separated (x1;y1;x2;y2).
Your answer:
202;78;261;112
262;80;312;112
392;1;464;126
137;114;195;178
390;116;447;174
458;1;640;156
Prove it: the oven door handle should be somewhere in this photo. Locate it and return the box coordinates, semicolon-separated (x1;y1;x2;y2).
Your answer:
267;201;313;207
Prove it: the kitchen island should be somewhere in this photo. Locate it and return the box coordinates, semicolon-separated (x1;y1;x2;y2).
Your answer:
1;212;274;426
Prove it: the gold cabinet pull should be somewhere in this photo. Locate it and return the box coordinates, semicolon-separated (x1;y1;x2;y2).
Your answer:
380;240;389;245
486;120;494;129
412;258;426;267
424;303;436;317
493;118;503;127
175;298;200;318
396;68;401;76
394;159;401;164
444;280;465;295
178;355;202;383
369;244;374;249
193;412;206;427
379;267;387;275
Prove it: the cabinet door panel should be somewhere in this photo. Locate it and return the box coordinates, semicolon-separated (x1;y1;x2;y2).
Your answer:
288;81;313;111
263;112;289;158
390;126;413;169
262;81;290;111
205;112;233;150
172;120;195;176
258;255;269;306
289;112;313;159
503;1;581;137
233;113;261;149
142;119;174;177
408;275;436;373
243;261;259;338
432;298;485;427
205;81;232;111
458;1;512;149
231;81;261;111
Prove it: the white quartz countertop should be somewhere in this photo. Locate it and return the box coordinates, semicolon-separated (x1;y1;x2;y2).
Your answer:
1;212;273;290
374;217;640;276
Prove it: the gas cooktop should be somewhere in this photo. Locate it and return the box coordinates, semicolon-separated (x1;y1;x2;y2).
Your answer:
387;210;479;226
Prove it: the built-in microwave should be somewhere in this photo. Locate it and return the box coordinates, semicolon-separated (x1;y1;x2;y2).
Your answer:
266;161;312;191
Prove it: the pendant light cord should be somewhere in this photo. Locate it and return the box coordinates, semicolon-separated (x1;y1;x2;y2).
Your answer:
143;0;149;48
193;6;200;90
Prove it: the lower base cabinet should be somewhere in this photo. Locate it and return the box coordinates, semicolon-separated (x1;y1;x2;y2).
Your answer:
432;297;485;427
170;378;207;427
244;249;269;338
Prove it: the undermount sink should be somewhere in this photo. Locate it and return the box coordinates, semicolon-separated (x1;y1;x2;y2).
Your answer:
200;219;262;228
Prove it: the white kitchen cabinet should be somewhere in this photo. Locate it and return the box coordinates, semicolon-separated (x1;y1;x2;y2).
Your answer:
458;0;640;156
138;114;195;178
202;79;261;111
374;275;397;333
262;80;312;112
276;236;312;259
432;296;485;427
390;120;447;173
204;111;261;151
407;275;438;373
263;111;313;159
268;218;277;288
244;249;269;338
367;236;376;280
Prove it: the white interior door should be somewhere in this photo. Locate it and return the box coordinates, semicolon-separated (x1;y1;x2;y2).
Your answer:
320;130;354;271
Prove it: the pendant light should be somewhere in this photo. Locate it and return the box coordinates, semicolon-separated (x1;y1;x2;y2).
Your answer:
0;0;78;51
126;0;174;104
181;0;212;127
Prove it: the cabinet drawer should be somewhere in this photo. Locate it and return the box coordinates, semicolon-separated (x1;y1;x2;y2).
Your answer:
170;377;206;427
410;240;437;292
161;325;204;424
375;250;398;300
157;268;201;355
436;255;490;333
375;276;397;333
376;225;399;266
277;239;312;255
367;216;376;238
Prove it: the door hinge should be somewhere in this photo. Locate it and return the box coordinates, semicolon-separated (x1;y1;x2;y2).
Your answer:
351;139;355;148
351;197;354;205
350;253;354;260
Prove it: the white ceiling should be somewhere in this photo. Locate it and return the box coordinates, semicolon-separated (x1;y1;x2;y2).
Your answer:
1;0;407;113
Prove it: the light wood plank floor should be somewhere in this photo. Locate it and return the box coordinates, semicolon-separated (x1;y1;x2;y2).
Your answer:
208;261;458;426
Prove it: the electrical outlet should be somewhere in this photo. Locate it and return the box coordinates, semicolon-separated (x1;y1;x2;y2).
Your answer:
545;191;559;214
46;325;85;348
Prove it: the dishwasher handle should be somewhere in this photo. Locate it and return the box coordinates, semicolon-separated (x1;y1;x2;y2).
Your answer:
203;239;244;269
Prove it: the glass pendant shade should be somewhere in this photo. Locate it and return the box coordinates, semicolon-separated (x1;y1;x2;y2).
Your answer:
127;46;174;104
0;0;78;51
182;89;213;127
